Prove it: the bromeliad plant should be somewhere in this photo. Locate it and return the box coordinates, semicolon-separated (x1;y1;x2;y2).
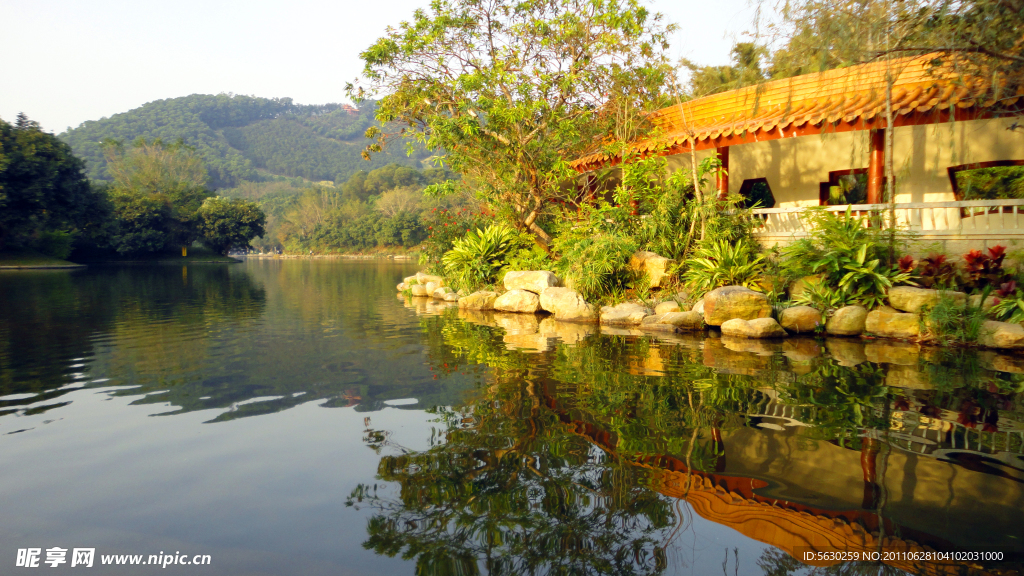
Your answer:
681;238;767;294
990;280;1024;323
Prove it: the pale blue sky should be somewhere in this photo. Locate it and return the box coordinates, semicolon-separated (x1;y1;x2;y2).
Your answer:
1;0;763;134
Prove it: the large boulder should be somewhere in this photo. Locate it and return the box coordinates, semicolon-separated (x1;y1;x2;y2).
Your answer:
397;282;408;292
888;286;967;313
424;281;440;294
654;301;682;315
865;308;921;339
443;292;459;302
978;321;1024;349
969;294;998;310
503;271;561;294
539;287;598;322
629;251;676;288
458;291;499;310
703;286;771;326
825;305;867;336
494;289;542;313
720;317;787;339
600;302;653;325
779;306;822;334
410;284;429;297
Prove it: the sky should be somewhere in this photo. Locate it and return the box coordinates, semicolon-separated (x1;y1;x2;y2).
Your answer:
0;0;764;134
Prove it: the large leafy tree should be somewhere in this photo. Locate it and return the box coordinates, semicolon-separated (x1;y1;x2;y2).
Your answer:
0;114;98;250
198;196;267;255
350;0;674;249
104;139;213;253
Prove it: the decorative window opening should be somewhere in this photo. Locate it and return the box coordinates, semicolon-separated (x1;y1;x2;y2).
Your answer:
819;169;868;205
738;178;776;209
948;161;1024;200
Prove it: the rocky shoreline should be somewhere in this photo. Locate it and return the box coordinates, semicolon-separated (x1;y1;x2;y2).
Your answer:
398;270;1024;352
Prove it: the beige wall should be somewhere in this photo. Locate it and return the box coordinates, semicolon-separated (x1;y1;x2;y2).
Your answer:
660;116;1022;207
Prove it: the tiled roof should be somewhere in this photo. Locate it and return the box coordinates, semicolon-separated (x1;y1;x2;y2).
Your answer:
571;54;1023;170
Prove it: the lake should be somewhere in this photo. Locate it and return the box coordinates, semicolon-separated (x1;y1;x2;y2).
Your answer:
1;260;1021;575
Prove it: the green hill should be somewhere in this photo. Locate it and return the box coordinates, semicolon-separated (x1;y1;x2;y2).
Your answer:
59;94;430;189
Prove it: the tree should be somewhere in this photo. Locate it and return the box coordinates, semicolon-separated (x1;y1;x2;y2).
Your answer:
350;0;674;249
104;139;213;253
107;189;172;255
681;42;771;97
0;114;98;250
198;196;267;255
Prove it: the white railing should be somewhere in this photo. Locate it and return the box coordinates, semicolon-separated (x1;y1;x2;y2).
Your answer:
750;199;1024;238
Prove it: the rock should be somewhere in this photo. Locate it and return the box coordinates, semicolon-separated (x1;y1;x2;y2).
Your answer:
403;275;418;284
458;291;499;310
654;301;681;315
703;286;771;326
431;286;454;299
494;289;542;313
779;306;822;334
691;299;705;316
538;318;596;345
720;317;787;339
503;271;561;294
641;311;703;331
397;282;408;291
410;284;429;297
600;302;653;325
826;306;868;336
415;272;444;285
539;287;598;322
424;281;439;294
638;322;680;333
969;294;998;310
629;251;676;288
865;308;921;339
978;321;1024;349
788;275;824;300
443;292;459;302
888;286;967;313
826;338;867;366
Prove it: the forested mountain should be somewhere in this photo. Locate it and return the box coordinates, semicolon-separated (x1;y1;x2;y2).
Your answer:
59;94;431;189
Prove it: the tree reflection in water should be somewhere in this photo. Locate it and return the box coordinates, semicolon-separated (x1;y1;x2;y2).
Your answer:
351;307;1024;576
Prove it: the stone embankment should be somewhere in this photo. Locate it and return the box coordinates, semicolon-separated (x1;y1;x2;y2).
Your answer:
397;270;1024;352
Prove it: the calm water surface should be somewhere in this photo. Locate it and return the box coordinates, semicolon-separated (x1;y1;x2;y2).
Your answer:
1;260;1022;575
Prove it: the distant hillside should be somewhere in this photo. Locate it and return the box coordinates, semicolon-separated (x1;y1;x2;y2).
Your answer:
59;94;430;189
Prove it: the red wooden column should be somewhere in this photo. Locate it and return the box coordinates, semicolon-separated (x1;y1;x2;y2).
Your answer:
716;145;730;200
867;129;885;204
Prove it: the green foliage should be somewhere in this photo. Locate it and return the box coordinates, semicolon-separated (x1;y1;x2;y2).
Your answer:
198;197;267;255
956;166;1024;200
351;0;674;247
34;230;74;260
991;286;1024;324
924;293;988;345
793;280;853;312
681;239;767;294
442;224;524;291
783;207;912;308
418;207;491;274
60;95;427;188
552;232;639;302
106;189;172;255
0;114;101;250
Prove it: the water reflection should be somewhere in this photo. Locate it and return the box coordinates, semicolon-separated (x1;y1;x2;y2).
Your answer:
353;304;1024;575
0;261;477;426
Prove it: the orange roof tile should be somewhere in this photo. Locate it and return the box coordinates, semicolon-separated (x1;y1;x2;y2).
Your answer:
572;54;1023;170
